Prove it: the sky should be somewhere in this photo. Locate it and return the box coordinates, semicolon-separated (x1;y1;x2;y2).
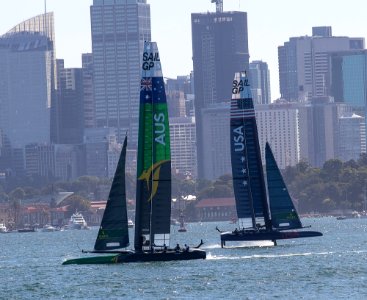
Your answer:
1;0;367;100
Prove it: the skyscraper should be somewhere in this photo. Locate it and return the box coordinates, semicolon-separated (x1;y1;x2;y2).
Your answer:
249;60;271;104
191;10;249;179
298;97;350;167
82;53;95;129
337;113;366;162
331;50;367;108
0;13;55;149
55;59;84;145
90;0;151;145
278;26;364;102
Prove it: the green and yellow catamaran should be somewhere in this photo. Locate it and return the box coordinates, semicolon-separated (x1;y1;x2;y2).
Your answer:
63;42;205;265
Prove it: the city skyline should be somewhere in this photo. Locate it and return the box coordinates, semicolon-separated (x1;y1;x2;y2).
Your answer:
1;0;366;100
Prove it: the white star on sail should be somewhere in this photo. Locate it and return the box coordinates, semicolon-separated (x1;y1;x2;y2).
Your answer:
242;180;247;186
241;168;247;174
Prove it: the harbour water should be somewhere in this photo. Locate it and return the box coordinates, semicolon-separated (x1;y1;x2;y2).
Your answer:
1;217;366;299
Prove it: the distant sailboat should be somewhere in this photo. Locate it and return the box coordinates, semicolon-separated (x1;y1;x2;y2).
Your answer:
178;211;187;232
63;42;205;265
217;71;322;247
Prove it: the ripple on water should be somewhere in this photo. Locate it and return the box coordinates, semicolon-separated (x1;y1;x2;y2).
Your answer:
1;219;367;299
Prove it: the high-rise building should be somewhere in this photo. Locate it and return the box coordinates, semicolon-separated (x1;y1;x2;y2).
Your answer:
278;26;364;102
200;101;301;180
165;74;194;117
201;103;231;180
298;97;351;167
256;102;300;169
55;60;84;145
84;127;117;177
191;10;249;178
0;13;55;149
249;60;271;104
90;0;151;145
166;91;186;118
331;50;367;108
170;117;197;178
24;144;55;178
82;53;95;129
337;113;366;162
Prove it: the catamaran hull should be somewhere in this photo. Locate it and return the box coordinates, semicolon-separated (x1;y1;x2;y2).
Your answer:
63;249;206;265
220;230;323;247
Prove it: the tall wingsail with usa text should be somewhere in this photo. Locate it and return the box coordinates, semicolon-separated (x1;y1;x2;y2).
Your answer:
217;71;322;247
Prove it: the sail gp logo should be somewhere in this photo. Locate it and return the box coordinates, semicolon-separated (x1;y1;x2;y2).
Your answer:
139;160;170;202
142;51;160;70
232;79;249;94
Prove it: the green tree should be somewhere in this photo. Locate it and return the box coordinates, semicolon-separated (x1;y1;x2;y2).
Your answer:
60;195;91;216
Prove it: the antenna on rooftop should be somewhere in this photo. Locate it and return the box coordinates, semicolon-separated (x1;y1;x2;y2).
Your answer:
43;0;48;37
211;0;223;13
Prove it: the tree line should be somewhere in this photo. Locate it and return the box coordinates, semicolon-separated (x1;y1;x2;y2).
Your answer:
2;154;367;215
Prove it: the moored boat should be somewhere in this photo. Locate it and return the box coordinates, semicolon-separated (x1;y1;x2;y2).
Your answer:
0;223;7;233
41;224;57;232
68;212;89;230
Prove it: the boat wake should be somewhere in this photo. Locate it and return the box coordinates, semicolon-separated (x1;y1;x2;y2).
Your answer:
206;251;335;261
203;243;222;249
223;241;275;248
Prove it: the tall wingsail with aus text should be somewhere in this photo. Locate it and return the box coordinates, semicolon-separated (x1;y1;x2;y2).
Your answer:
63;42;205;264
134;41;172;252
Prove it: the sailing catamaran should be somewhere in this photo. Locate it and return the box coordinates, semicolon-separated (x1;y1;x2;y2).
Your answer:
218;71;322;247
63;42;205;264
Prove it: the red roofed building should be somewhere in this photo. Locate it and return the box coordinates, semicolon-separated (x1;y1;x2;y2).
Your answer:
50;205;69;226
195;197;236;222
21;204;50;226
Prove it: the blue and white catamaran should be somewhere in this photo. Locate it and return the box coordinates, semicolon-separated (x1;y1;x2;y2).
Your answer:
218;71;322;247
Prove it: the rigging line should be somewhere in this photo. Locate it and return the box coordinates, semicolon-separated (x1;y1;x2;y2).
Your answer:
149;56;154;251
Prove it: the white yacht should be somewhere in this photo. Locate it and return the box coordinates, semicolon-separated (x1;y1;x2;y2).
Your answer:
68;212;89;229
128;218;134;228
0;223;7;233
41;224;57;232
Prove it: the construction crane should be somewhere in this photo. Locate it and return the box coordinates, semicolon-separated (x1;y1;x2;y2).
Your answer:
211;0;223;13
